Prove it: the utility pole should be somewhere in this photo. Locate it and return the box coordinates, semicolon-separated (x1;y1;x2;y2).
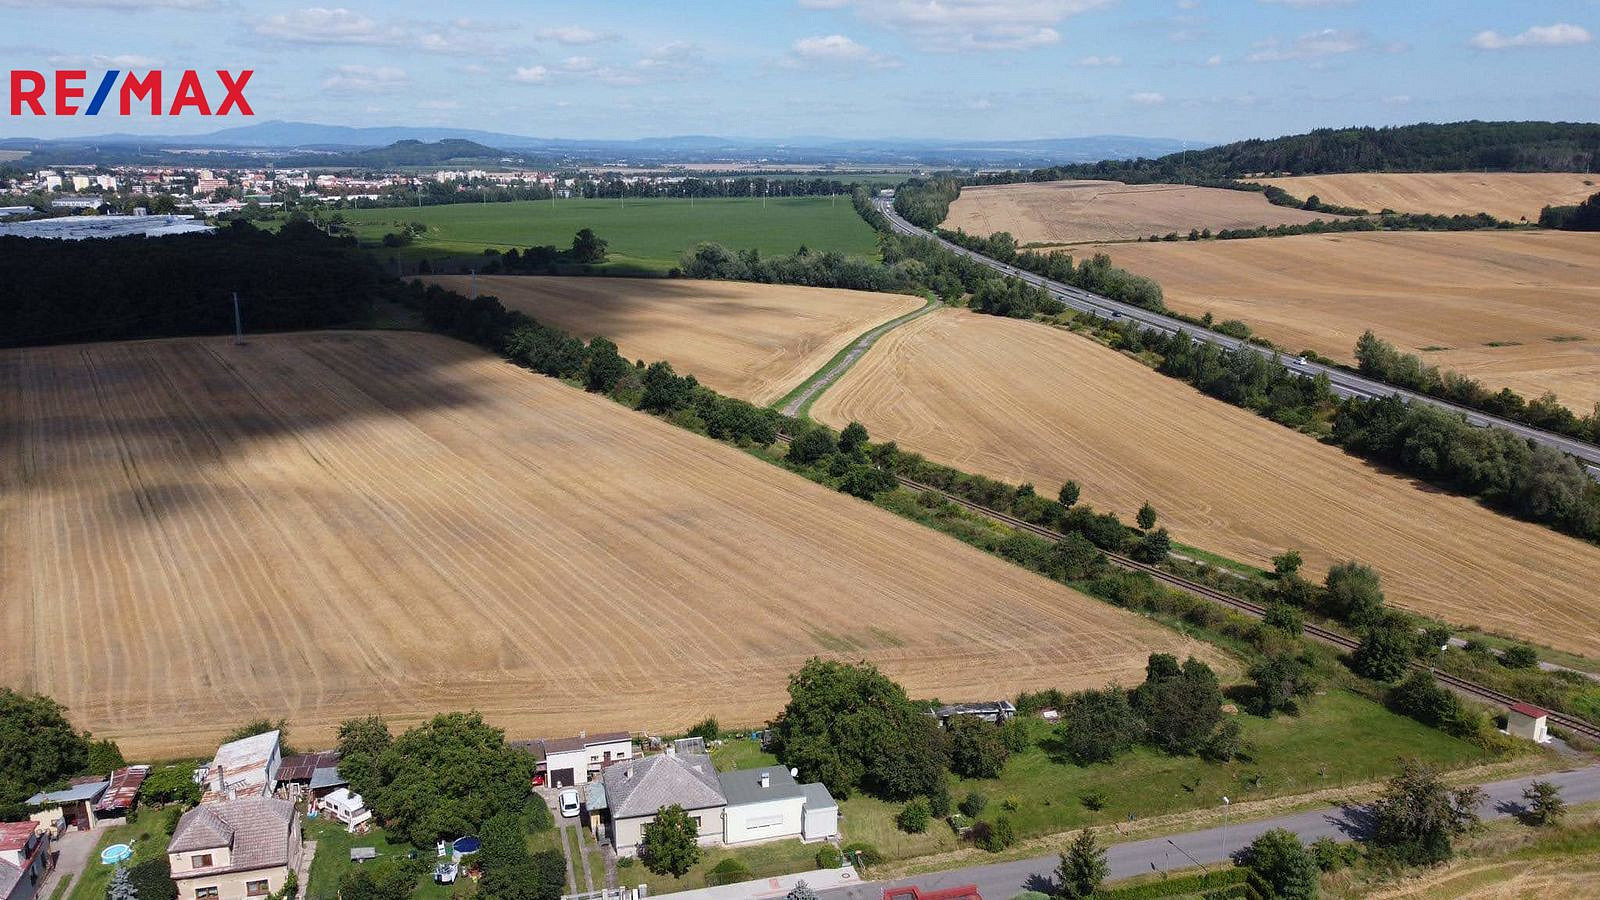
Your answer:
469;268;477;300
232;292;244;345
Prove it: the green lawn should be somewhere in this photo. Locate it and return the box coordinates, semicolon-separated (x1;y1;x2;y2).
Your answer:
830;691;1493;863
619;838;822;896
302;818;457;900
68;812;179;900
336;196;879;273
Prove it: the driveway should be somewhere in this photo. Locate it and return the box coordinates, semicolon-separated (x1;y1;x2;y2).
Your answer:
40;828;97;899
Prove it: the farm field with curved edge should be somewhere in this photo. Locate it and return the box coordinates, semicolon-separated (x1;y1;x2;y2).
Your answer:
425;275;922;406
1078;230;1600;411
941;179;1346;245
1254;172;1598;221
0;330;1212;758
809;308;1600;657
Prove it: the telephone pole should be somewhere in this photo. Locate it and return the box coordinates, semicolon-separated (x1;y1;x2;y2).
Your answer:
232;292;244;345
469;268;477;300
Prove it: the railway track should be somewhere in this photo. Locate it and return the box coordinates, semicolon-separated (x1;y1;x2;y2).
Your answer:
773;433;1600;742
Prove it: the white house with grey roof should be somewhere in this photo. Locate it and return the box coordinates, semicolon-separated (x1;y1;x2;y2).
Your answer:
166;798;301;900
596;753;837;857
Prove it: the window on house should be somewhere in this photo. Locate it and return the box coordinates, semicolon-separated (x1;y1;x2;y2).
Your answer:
246;881;270;897
691;816;701;829
195;887;219;899
191;855;214;869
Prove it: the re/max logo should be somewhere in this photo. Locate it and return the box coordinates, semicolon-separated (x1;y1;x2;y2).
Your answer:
8;69;254;116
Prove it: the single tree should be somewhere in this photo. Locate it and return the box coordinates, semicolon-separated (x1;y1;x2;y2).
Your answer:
1136;502;1158;530
1521;781;1566;826
108;866;138;900
583;337;630;394
640;804;702;877
1055;830;1107;900
1131;527;1171;564
896;797;930;833
0;688;91;820
785;428;836;466
1500;645;1539;670
959;790;988;818
838;421;870;455
1057;687;1143;765
1272;550;1303;577
1370;760;1481;865
1058;481;1080;508
87;739;126;776
686;718;719;741
1243;829;1319;900
1134;656;1223;755
947;715;1010;779
786;881;820;900
569;228;608;263
1321;561;1385;627
1248;653;1316;716
1263;603;1304;636
1352;614;1416;682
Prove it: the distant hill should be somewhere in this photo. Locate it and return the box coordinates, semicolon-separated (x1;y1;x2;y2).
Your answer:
1021;121;1600;183
278;138;510;168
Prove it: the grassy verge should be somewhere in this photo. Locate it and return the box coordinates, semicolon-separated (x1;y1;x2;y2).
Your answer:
619;839;821;896
48;874;73;900
303;818;457;900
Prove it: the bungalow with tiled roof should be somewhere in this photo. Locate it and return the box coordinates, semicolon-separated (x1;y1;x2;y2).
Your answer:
166;799;302;900
0;822;50;900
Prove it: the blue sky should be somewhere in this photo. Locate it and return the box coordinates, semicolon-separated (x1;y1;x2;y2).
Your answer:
3;0;1597;143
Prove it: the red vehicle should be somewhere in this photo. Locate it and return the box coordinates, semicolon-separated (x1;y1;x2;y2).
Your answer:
883;886;982;900
531;773;545;787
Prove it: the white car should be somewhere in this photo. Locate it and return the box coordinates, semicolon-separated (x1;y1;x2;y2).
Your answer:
558;789;580;818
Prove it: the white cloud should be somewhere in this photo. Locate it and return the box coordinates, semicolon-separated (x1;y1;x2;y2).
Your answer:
1074;54;1122;66
1128;91;1166;105
253;8;406;46
1470;23;1591;50
513;43;710;88
1382;94;1411;104
1247;28;1365;61
1257;0;1356;6
785;34;902;69
321;64;408;93
48;52;166;67
536;25;615;45
1203;53;1223;65
806;0;1112;51
511;65;549;83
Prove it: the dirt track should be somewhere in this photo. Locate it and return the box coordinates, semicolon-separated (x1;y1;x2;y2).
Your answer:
1255;172;1598;221
0;330;1206;757
810;309;1600;657
1081;230;1600;411
942;180;1344;244
427;275;921;406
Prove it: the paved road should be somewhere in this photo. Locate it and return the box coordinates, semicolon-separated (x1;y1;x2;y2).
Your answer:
874;199;1600;474
824;764;1600;900
780;299;940;417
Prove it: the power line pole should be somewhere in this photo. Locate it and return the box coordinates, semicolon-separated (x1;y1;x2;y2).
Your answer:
469;268;477;300
231;292;244;345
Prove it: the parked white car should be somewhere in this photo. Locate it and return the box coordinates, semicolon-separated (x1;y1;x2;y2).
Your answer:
559;788;580;818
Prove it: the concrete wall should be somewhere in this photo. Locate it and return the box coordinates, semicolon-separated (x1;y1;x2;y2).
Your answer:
802;805;838;842
611;805;725;858
723;796;804;846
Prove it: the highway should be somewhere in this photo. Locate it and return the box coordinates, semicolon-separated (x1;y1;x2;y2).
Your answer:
873;198;1600;472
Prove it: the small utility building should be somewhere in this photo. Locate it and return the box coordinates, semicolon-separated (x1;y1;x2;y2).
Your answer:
1506;703;1551;743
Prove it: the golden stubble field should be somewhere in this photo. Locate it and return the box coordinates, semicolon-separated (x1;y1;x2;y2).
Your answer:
1080;230;1600;411
942;180;1344;244
426;275;921;406
810;309;1600;657
1254;172;1599;221
0;330;1210;757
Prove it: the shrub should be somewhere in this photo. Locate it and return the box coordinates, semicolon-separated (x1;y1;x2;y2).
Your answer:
959;790;988;818
1310;837;1358;872
897;798;931;833
815;845;843;869
1001;795;1020;812
686;717;719;741
991;816;1016;851
1080;790;1107;811
1501;645;1539;669
1241;829;1319;900
842;842;882;867
707;857;752;885
926;784;952;818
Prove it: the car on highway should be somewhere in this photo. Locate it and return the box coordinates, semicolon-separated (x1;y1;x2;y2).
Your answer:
559;788;580;818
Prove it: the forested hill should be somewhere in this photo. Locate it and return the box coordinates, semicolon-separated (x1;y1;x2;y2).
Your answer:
993;121;1600;184
279;139;510;168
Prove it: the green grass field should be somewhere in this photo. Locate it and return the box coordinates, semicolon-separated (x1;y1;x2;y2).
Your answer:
338;196;879;273
720;690;1498;865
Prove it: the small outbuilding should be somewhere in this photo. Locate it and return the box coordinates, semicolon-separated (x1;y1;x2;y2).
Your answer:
1506;703;1551;743
26;781;107;833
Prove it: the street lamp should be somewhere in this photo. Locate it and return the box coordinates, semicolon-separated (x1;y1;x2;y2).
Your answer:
1222;796;1231;848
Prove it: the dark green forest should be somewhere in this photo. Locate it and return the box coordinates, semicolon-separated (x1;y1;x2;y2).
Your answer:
0;219;381;348
982;121;1600;184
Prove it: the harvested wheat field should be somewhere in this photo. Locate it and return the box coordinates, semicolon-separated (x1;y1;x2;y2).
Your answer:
1082;230;1600;411
1255;172;1599;221
811;309;1600;657
0;330;1207;758
426;275;921;405
941;180;1345;244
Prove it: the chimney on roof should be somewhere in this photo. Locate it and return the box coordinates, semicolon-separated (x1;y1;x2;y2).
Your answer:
759;772;770;789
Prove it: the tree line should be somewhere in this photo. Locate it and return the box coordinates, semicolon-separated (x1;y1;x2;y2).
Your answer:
1354;331;1600;445
0;217;381;349
937;228;1166;312
891;177;962;229
1538;191;1600;230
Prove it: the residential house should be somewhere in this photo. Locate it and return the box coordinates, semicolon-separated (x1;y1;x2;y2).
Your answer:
600;753;727;857
26;780;107;833
0;823;50;900
167;799;302;900
531;732;632;787
928;701;1016;728
200;732;282;803
597;753;838;857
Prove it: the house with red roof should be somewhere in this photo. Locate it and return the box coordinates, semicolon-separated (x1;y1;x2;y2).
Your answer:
0;822;50;900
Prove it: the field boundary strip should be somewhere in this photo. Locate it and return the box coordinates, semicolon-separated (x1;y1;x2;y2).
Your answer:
776;296;941;418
